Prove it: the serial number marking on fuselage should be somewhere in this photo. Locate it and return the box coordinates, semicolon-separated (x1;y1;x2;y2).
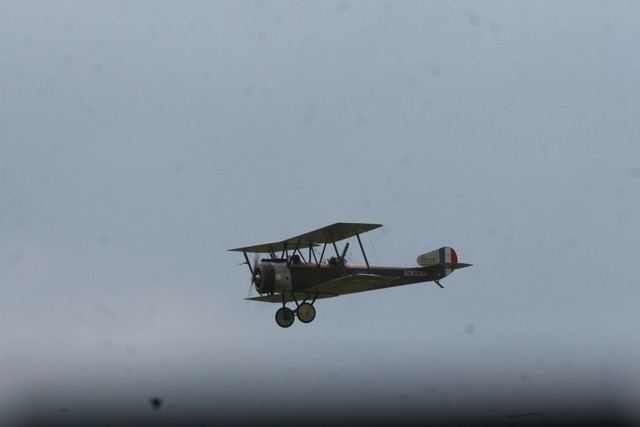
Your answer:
404;270;428;277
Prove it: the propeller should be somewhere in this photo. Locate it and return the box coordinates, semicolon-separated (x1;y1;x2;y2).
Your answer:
246;253;260;297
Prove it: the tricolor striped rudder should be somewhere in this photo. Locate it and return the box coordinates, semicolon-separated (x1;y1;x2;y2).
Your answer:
416;246;458;278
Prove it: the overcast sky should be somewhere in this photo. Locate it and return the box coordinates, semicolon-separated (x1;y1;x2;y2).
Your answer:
1;1;639;425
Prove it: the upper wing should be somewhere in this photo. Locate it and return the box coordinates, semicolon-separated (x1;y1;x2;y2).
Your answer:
229;222;382;254
228;241;318;255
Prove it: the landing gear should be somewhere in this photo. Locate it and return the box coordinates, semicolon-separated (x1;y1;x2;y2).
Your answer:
297;302;316;323
275;307;295;328
274;293;318;328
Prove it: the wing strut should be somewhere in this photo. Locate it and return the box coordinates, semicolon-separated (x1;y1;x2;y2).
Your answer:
328;229;346;276
328;229;339;258
242;251;254;277
355;232;372;273
316;243;327;268
287;239;302;266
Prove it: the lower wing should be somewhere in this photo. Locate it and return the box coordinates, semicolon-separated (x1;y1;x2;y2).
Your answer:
245;274;398;303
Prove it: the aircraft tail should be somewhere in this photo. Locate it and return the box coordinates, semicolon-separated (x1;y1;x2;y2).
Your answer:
416;247;471;278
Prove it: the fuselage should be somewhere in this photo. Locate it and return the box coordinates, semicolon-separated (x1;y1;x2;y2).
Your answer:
254;260;441;296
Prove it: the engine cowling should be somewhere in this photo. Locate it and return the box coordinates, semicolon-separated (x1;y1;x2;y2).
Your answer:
253;262;292;295
254;263;275;294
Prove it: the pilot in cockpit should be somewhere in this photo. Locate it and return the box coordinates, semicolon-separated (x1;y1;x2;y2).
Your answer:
328;256;340;266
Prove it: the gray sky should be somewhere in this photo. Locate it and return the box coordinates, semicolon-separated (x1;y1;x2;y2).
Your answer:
2;1;639;424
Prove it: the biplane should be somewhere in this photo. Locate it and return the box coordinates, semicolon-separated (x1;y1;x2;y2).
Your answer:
229;222;471;328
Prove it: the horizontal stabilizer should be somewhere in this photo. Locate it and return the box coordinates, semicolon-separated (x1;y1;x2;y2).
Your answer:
421;262;472;270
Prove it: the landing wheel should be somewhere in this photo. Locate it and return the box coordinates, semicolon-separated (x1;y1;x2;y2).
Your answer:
297;302;316;324
275;307;295;328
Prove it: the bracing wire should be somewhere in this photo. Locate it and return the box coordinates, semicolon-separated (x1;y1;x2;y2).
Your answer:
367;231;381;266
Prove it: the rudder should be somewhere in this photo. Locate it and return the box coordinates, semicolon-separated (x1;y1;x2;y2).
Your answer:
416;246;460;279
